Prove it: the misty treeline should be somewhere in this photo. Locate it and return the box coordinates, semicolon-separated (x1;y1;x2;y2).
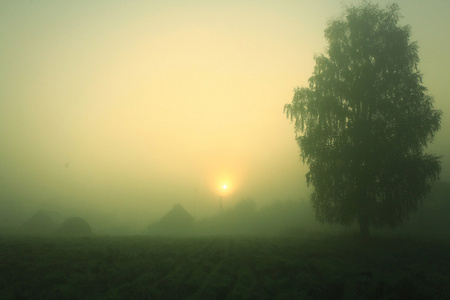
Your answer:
396;181;450;235
162;181;450;237
193;199;317;236
0;197;316;236
1;181;450;237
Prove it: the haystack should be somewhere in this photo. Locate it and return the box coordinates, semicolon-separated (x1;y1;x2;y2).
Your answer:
56;217;93;236
148;203;195;235
20;211;58;235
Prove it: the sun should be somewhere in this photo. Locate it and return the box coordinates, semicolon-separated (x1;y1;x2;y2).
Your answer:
222;184;227;190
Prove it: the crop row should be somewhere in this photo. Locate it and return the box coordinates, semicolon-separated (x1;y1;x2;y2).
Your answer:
0;235;449;299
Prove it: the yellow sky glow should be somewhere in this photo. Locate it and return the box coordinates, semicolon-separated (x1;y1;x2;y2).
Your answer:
0;0;449;229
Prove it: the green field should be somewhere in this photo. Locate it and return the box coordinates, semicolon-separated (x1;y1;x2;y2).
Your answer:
1;234;449;299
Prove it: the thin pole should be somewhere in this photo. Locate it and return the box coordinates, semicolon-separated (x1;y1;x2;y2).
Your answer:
219;196;224;217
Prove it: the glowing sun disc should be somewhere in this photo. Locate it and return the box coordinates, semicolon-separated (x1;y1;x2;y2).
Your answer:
222;184;227;189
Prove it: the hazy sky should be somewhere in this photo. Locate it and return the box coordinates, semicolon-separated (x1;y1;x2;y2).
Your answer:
1;0;449;229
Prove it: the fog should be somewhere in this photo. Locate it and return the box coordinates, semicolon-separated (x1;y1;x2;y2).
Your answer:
1;0;449;234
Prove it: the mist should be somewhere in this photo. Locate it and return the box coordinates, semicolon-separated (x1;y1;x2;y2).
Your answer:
1;0;450;236
2;2;450;299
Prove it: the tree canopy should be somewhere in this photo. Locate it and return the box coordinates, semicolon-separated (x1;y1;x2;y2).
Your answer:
284;2;442;237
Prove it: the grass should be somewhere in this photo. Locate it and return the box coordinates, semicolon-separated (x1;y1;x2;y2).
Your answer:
0;233;449;299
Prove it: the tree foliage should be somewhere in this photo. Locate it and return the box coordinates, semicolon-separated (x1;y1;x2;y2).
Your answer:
284;2;442;236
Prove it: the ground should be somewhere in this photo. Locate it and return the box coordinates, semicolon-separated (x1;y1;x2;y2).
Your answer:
0;233;449;299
